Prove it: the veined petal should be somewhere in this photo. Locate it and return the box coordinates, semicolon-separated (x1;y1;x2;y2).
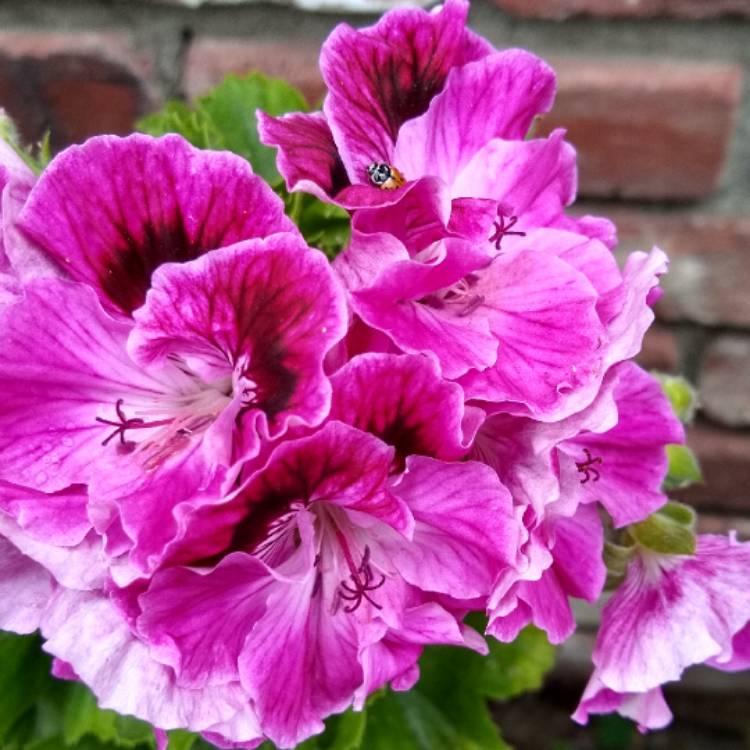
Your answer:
394;51;556;187
0;537;54;634
460;246;605;419
238;558;361;749
383;456;517;599
329;353;474;467
0;480;89;546
130;235;347;447
18;134;294;315
452;131;574;225
593;535;750;694
257;111;349;200
321;0;487;183
559;362;684;527
41;589;261;738
137;552;274;688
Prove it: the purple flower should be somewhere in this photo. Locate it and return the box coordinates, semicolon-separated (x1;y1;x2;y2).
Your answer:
574;534;750;730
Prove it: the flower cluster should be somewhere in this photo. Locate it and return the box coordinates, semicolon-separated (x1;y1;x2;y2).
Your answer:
1;1;748;747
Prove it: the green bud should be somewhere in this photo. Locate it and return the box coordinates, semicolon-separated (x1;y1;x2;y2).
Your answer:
664;444;703;490
630;501;697;556
655;373;698;424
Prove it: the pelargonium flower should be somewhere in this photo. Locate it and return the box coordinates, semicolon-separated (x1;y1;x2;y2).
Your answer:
574;534;750;730
34;354;520;748
0;140;347;575
473;362;684;644
259;0;612;245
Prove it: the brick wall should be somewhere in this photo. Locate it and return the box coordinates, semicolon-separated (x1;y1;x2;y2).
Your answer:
0;0;748;529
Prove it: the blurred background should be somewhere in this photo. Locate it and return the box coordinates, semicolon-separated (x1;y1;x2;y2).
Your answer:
0;0;749;747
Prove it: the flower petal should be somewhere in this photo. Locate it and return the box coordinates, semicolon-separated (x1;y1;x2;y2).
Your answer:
257;111;349;200
383;456;518;599
329;353;474;467
0;279;168;492
42;589;262;738
559;362;684;527
593;535;750;694
0;537;54;634
394;51;556;188
130;235;347;441
137;552;274;688
18;134;294;314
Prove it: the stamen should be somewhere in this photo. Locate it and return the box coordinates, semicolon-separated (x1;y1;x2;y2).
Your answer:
334;534;385;613
489;207;526;250
95;398;172;449
576;448;603;484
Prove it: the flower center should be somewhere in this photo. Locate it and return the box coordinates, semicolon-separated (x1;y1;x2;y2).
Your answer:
421;272;484;317
95;367;233;466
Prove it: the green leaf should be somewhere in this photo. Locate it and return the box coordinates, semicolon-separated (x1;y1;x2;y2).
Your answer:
630;500;697;556
283;190;351;259
137;73;308;186
198;74;307;184
655;373;697;424
664;443;703;490
358;625;554;750
137;102;221;151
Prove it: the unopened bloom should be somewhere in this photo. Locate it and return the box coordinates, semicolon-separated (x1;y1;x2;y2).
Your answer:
574;534;750;730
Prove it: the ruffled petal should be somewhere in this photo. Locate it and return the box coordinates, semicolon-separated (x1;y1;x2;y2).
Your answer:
0;537;54;634
559;362;684;527
18;134;294;314
257;111;349;200
382;456;517;599
459;244;605;419
329;353;474;467
592;535;750;694
573;677;672;732
395;51;556;188
321;0;487;183
41;589;262;739
137;552;274;688
130;235;347;444
0;480;90;546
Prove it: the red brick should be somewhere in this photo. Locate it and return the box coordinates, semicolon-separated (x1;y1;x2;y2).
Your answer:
673;422;750;514
538;58;742;200
493;0;750;18
184;38;325;106
699;335;750;428
610;210;750;327
635;324;681;373
0;31;158;151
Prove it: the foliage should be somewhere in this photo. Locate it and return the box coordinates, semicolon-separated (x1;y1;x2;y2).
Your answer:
0;625;555;750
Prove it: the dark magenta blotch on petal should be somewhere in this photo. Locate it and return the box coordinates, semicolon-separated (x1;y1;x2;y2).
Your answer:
18;134;295;315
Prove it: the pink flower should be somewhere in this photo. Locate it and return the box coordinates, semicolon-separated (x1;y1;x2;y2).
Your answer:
574;534;750;730
0;136;348;575
475;363;683;644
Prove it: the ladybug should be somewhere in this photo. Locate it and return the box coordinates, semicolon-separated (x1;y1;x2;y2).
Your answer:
367;162;406;190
